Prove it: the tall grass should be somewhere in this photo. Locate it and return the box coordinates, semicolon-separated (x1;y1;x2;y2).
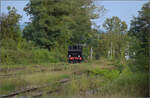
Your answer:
49;67;148;97
0;58;148;97
0;71;71;95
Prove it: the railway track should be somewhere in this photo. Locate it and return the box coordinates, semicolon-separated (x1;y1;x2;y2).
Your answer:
31;79;69;98
0;67;71;78
0;79;69;98
0;70;86;98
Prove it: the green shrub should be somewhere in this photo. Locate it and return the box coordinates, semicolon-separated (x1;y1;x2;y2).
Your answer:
0;78;26;94
0;47;67;65
101;70;149;97
89;68;120;81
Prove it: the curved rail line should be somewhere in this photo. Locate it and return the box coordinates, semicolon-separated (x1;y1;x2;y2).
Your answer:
0;79;69;98
0;71;85;98
0;67;69;78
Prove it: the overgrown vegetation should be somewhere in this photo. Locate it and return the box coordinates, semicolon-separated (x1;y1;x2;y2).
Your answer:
0;60;148;97
0;0;149;97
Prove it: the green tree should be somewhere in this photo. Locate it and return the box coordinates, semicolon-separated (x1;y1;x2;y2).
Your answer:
0;6;22;49
102;16;128;59
0;6;22;42
23;0;104;50
128;2;150;72
103;16;127;34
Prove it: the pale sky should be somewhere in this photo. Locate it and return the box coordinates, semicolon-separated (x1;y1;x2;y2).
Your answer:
93;0;149;29
1;0;149;30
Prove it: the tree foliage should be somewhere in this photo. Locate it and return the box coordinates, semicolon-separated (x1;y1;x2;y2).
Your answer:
103;16;127;34
101;16;128;59
0;6;22;42
128;2;150;72
0;7;22;50
23;0;104;50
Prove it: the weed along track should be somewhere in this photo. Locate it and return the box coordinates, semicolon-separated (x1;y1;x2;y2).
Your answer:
0;86;39;98
0;69;87;98
0;68;60;78
0;65;73;79
0;79;70;98
0;62;115;97
31;79;69;98
0;60;147;97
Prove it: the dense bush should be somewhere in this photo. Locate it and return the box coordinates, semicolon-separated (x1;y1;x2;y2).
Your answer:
88;67;148;96
0;46;66;65
89;68;120;81
107;72;149;96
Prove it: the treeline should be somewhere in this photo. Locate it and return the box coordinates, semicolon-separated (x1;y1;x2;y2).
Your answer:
0;0;103;64
0;0;149;72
